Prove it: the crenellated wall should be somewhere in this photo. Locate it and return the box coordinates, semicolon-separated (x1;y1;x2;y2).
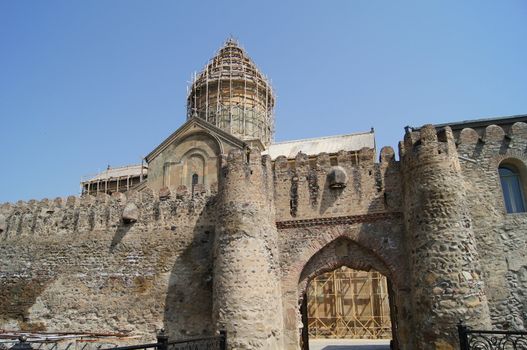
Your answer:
269;146;411;349
0;190;217;341
273;146;402;222
0;145;410;349
2;120;527;350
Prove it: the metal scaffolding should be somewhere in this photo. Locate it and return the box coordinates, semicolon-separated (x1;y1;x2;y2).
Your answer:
187;38;275;147
307;267;392;339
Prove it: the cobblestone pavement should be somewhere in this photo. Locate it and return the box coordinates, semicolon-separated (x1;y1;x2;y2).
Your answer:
308;339;391;350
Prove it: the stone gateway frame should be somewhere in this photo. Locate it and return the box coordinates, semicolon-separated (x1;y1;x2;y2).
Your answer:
277;220;410;349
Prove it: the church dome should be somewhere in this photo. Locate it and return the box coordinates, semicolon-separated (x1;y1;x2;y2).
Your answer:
187;38;275;147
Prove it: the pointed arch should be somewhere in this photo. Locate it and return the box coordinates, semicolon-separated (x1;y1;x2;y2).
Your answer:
297;236;393;298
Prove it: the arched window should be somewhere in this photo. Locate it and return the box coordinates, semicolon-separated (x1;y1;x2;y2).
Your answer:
499;164;526;213
192;173;199;186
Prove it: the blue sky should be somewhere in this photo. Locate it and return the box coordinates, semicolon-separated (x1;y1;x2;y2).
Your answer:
1;0;526;202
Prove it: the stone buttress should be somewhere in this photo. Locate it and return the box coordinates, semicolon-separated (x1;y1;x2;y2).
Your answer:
400;125;491;349
213;149;284;349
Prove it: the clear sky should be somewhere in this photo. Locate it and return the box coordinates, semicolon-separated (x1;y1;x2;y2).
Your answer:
1;0;526;203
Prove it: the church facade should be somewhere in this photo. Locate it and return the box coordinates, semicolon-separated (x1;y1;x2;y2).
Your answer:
1;40;527;350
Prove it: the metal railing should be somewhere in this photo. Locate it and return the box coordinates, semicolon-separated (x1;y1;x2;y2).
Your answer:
8;331;226;350
101;330;226;350
458;324;527;350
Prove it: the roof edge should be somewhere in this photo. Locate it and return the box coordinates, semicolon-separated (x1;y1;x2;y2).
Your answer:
145;117;247;162
416;113;527;131
271;129;375;146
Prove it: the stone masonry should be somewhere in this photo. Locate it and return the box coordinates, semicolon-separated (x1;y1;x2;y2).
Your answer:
3;121;527;349
1;39;527;350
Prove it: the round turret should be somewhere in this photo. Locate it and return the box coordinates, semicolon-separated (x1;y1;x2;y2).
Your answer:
213;149;284;349
187;38;275;147
401;125;491;348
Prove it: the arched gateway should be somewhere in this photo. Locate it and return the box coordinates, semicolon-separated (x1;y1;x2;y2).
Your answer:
278;223;412;350
299;238;397;348
212;125;493;349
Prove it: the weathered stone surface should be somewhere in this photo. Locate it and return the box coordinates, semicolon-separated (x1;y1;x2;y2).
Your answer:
1;117;527;350
122;202;139;223
213;149;284;349
401;125;491;348
0;194;214;342
0;214;6;233
158;186;171;200
327;166;348;188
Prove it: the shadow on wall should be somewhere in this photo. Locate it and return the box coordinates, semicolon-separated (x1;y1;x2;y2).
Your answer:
319;172;345;215
162;197;216;340
110;225;133;252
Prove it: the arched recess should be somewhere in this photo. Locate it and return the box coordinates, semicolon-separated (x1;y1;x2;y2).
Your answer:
170;132;222;191
181;150;206;188
297;237;399;349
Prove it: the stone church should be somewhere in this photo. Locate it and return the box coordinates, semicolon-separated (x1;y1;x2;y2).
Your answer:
1;39;527;350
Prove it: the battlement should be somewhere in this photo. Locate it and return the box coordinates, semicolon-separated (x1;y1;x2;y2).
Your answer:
456;121;527;147
0;188;212;238
399;122;527;171
272;146;397;176
269;147;401;221
400;124;456;155
399;124;460;172
218;148;274;208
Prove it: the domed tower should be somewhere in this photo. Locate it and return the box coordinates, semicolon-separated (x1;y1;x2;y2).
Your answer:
187;38;275;147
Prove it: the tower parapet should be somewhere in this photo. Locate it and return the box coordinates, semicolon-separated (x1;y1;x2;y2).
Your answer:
213;149;283;349
187;39;274;147
400;125;491;349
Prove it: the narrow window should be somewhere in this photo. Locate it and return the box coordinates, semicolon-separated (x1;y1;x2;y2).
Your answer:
192;173;199;186
499;165;526;213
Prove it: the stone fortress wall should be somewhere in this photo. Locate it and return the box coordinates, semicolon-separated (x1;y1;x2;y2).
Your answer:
1;121;527;349
0;191;217;341
456;122;527;330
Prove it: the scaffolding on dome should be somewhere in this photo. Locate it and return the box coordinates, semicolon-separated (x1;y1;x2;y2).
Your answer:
187;38;275;147
307;267;392;339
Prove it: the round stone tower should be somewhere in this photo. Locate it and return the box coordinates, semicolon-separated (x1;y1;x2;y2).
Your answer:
213;149;284;349
400;125;491;349
187;39;275;147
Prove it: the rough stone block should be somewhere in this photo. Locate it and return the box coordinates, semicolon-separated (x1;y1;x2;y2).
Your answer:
0;214;6;233
379;146;395;163
122;202;139;224
159;187;171;200
328;166;348;189
485;124;505;142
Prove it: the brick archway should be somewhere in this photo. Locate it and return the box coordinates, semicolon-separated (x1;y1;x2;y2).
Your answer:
297;237;392;297
297;237;396;349
278;220;412;350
